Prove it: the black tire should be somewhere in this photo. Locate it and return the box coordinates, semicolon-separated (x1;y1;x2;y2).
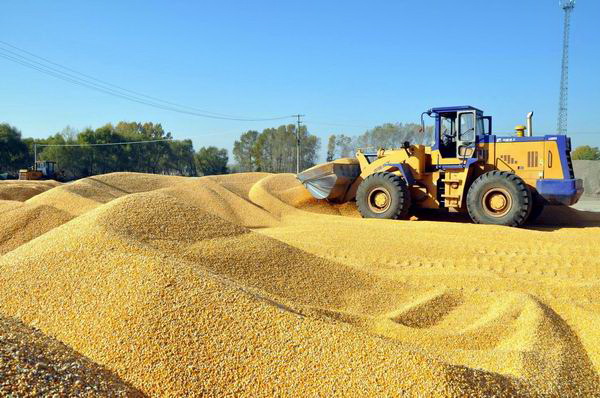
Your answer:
527;190;545;224
356;172;411;220
466;171;532;227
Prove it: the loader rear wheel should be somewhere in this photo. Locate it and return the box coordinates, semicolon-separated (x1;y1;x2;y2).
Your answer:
466;171;532;227
357;172;411;220
526;190;545;224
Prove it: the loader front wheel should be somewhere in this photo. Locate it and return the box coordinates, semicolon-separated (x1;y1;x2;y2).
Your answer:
357;172;411;220
466;171;532;227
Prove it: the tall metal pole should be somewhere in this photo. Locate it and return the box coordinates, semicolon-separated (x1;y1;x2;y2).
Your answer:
294;114;305;174
557;0;575;135
34;143;37;170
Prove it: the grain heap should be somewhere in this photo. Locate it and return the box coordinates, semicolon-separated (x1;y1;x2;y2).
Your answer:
0;171;599;397
0;180;60;202
25;172;186;216
0;202;73;255
0;315;143;397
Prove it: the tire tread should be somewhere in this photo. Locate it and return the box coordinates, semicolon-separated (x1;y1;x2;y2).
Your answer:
356;172;411;220
466;171;531;227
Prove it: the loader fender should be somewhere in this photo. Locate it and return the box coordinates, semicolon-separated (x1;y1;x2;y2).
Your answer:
383;163;416;185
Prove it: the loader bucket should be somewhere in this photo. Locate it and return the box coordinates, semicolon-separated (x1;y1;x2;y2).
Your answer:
297;158;361;203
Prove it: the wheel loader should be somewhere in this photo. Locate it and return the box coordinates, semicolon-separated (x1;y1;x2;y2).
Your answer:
298;106;584;227
18;161;57;180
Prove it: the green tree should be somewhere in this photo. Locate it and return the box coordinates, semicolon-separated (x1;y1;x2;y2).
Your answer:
168;139;197;176
81;124;125;174
113;122;172;173
252;130;271;172
327;123;435;159
326;134;336;161
355;123;432;150
37;122;191;179
249;124;320;173
233;130;259;172
196;146;228;176
335;134;354;158
0;123;29;174
38;127;89;179
571;145;600;160
300;127;320;170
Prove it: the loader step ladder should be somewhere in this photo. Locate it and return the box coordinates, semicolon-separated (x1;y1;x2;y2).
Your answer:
439;176;462;208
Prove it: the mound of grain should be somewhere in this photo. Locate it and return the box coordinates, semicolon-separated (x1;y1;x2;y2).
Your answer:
0;200;24;214
248;173;361;218
370;290;600;396
252;175;600;395
26;172;186;216
0;187;530;397
1;171;599;396
95;191;249;243
0;180;60;202
0;314;143;397
208;172;272;200
0;202;73;255
161;177;279;228
248;174;309;218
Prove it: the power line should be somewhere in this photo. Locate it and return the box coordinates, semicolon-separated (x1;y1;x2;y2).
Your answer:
0;48;294;122
305;120;371;129
0;41;295;122
33;138;174;168
0;40;240;118
0;41;382;132
35;138;173;147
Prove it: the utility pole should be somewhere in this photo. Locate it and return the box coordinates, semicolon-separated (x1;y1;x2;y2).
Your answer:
293;114;305;174
557;0;576;135
33;143;37;170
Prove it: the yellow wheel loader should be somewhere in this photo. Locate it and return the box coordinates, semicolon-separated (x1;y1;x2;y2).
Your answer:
298;106;584;227
18;161;58;181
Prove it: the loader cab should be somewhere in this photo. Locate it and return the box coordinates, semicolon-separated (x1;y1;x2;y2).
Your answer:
36;160;56;179
430;106;492;159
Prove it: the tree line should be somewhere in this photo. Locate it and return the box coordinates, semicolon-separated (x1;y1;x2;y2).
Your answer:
3;120;430;180
0;122;228;180
572;145;600;160
231;122;438;172
5;117;593;181
232;124;320;172
230;122;435;173
326;123;433;160
1;121;323;180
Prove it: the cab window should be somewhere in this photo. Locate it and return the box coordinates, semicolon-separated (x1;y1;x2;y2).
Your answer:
441;117;454;138
477;117;485;135
459;113;475;141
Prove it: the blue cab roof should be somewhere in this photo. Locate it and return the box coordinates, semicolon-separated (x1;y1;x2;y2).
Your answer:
429;105;483;114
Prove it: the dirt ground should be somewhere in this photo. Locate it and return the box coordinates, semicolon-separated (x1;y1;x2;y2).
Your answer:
572;197;600;212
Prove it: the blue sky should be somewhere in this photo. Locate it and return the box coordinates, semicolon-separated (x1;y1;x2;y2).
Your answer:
2;0;599;161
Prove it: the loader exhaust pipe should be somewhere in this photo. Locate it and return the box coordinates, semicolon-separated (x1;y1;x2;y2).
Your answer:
526;111;534;137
